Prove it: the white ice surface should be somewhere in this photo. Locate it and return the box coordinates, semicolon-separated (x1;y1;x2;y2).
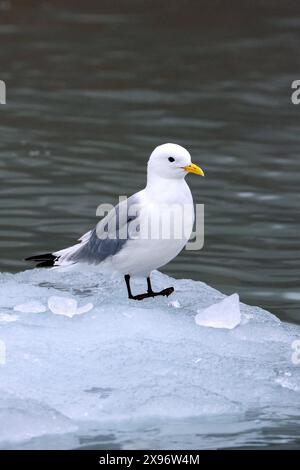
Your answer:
0;266;300;449
195;293;241;329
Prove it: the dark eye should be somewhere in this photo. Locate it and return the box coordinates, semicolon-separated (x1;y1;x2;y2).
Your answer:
168;157;175;162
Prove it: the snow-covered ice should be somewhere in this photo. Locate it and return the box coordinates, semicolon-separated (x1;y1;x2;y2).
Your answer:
0;266;300;449
168;300;181;309
195;293;241;329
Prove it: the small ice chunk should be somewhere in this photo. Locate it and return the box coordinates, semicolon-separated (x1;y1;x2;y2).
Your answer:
0;313;18;323
168;300;181;308
14;300;47;314
76;303;94;315
48;297;77;317
48;296;93;318
275;376;300;392
195;293;241;329
193;358;202;364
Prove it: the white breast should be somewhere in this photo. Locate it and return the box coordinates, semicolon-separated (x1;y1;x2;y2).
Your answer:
109;180;194;276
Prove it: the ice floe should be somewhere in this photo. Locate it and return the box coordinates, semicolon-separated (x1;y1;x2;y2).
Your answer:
0;266;299;449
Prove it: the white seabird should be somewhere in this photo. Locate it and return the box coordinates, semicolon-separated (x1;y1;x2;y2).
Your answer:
26;143;204;300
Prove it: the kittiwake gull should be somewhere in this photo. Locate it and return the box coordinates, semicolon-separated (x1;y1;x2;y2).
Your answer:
26;143;204;300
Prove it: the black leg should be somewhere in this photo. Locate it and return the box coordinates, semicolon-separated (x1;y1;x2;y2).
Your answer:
124;274;134;299
147;277;153;294
147;275;174;298
125;274;174;301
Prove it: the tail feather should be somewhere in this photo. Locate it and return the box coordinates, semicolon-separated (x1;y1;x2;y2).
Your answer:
25;230;92;268
25;253;57;268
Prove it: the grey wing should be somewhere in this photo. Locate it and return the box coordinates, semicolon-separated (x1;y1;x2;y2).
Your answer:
67;193;141;265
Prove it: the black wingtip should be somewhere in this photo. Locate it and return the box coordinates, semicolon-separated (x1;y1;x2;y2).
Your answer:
25;253;57;267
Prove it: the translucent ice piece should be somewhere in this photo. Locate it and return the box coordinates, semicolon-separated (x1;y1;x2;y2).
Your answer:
195;293;241;329
14;300;47;314
47;296;93;317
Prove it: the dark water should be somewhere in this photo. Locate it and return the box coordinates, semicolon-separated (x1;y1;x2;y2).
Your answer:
1;1;300;324
0;0;300;449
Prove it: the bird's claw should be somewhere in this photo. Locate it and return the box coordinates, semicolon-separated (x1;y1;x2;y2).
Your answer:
158;287;174;297
129;287;174;301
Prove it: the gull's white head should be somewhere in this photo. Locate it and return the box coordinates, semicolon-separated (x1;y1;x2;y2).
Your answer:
147;143;204;180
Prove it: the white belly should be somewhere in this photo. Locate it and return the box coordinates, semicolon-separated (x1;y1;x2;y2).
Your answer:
110;200;194;276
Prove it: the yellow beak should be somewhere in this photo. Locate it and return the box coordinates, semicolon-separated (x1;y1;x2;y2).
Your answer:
183;163;204;176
